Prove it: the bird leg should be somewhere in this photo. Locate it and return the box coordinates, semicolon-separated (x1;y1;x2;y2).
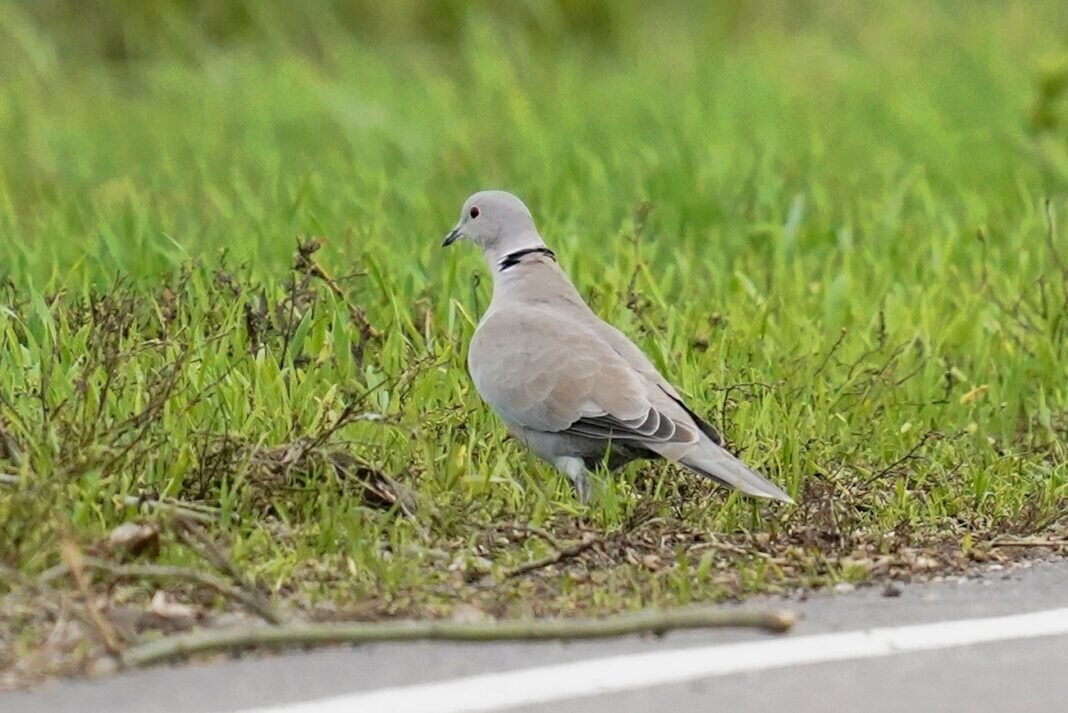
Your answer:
553;456;592;504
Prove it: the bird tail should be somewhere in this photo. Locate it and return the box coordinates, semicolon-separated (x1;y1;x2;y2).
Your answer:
679;444;793;503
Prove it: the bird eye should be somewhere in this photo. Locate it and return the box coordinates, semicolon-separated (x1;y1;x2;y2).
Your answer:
469;206;480;219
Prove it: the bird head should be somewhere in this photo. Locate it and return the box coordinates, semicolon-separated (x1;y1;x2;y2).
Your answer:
442;190;541;255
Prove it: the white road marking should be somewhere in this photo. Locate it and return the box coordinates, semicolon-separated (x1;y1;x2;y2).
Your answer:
235;606;1068;713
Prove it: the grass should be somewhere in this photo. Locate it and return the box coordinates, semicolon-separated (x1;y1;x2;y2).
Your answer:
2;0;1068;683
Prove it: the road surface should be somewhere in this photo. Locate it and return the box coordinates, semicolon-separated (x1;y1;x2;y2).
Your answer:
9;558;1068;713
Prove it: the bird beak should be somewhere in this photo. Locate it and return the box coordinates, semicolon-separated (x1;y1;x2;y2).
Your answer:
442;225;462;247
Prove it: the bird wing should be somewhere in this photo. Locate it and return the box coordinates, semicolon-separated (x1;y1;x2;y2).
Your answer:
467;305;699;448
545;293;728;446
468;302;792;503
583;317;728;446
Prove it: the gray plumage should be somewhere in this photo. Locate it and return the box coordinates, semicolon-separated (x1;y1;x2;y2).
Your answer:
442;190;792;504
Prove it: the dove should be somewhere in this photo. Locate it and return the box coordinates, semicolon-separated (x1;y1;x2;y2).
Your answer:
442;190;792;504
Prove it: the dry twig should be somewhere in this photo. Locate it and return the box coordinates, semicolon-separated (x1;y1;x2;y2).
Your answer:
119;606;797;669
41;557;282;625
117;494;221;524
171;518;284;625
502;534;600;579
990;538;1068;549
59;540;123;655
294;238;379;340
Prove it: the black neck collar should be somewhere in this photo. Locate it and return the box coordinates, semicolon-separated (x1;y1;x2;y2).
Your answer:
498;246;556;271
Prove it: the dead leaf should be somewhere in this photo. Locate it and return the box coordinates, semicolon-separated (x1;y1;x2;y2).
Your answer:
105;522;160;560
959;384;991;404
142;591;198;632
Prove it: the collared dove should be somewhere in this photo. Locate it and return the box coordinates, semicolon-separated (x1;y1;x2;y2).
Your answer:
442;190;793;505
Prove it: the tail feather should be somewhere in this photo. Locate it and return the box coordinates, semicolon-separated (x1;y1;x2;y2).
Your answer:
679;444;793;504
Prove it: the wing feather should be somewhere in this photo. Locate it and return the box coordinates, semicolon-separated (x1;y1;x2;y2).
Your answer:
469;306;697;446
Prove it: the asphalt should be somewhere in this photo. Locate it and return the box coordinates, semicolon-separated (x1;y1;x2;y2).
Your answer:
8;557;1068;713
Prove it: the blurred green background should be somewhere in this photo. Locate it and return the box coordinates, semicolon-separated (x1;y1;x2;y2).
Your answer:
3;0;1068;286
